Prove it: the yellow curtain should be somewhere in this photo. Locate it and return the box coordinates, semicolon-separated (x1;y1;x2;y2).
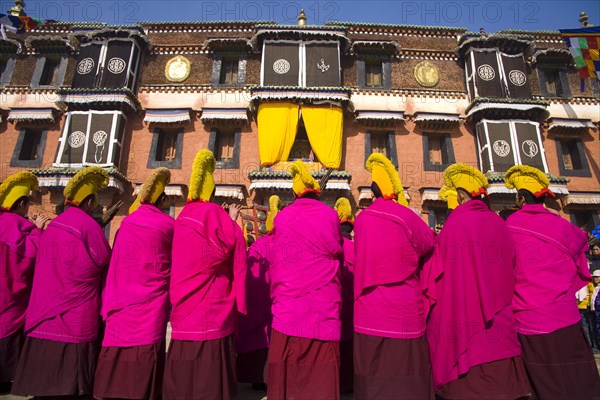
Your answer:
301;105;343;169
257;102;299;166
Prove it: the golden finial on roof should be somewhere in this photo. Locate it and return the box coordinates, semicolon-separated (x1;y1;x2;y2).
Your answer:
298;9;307;26
9;0;26;17
579;11;594;27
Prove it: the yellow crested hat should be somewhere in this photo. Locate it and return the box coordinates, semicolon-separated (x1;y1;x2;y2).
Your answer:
505;165;554;198
266;195;281;233
188;149;216;202
129;167;171;214
64;166;109;206
0;172;39;210
438;185;459;210
443;163;489;198
366;153;408;206
289;161;320;197
334;197;354;224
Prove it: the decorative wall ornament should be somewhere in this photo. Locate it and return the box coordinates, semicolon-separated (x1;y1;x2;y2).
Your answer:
508;70;526;86
77;58;94;75
68;131;85;148
493;140;511;157
414;60;440;87
273;59;291;74
477;64;495;81
107;57;126;74
522;140;539;158
165;55;191;83
317;58;330;73
93;130;108;163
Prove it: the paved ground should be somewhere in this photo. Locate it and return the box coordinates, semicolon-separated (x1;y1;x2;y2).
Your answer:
2;353;599;399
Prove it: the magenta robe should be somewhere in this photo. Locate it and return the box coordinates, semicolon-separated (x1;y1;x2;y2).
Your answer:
169;201;247;342
0;211;42;339
507;204;591;335
427;200;521;389
270;197;343;341
25;206;111;343
101;205;174;347
353;198;435;339
340;236;355;341
237;235;273;353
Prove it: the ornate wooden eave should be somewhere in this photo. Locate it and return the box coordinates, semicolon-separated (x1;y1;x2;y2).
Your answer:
326;22;467;38
0;37;22;54
456;33;535;58
24;34;79;54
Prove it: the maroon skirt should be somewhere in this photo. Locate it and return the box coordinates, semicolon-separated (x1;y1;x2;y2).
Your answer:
11;336;99;397
268;329;340;400
93;341;165;399
162;335;237;400
236;348;268;384
353;332;434;400
0;328;24;383
518;322;600;400
436;356;532;400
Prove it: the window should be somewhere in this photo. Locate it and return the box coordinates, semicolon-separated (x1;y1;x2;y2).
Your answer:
422;133;455;171
147;127;183;169
32;56;67;88
476;119;547;172
358;57;390;89
219;56;239;85
261;41;341;87
72;39;141;91
465;48;531;100
212;54;246;87
289;119;315;161
11;127;47;168
427;207;448;229
538;67;571;98
208;127;241;168
364;131;398;167
55;111;127;167
0;56;15;86
556;138;591;177
570;210;600;233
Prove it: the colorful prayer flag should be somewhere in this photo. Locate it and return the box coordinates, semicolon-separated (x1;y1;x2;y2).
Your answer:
560;26;600;83
0;13;44;34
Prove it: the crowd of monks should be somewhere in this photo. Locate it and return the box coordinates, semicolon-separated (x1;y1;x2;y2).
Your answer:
1;148;600;400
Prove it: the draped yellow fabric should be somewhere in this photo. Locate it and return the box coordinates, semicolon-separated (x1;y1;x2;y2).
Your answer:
301;105;343;169
257;102;299;166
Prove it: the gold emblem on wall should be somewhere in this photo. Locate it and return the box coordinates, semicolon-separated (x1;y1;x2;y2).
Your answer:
414;61;439;87
165;56;191;83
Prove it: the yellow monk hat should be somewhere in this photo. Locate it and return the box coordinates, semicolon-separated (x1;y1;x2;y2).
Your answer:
334;197;354;224
0;172;39;210
443;163;489;198
64;166;109;206
505;165;555;198
289;161;320;197
266;195;281;233
366;153;408;206
438;185;459;210
129;167;171;214
188;149;216;202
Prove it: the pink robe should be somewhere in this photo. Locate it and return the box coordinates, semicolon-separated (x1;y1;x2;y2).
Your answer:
353;198;435;339
25;206;111;343
169;201;247;342
507;204;591;335
270;198;343;341
0;211;42;338
101;204;174;347
340;236;355;341
426;200;521;389
237;235;273;353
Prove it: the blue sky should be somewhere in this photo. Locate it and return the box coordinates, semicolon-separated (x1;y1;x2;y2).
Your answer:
5;0;600;32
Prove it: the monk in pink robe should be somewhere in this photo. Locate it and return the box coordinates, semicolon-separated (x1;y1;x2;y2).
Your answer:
267;161;343;400
427;164;531;400
0;172;48;391
94;202;174;399
504;165;600;398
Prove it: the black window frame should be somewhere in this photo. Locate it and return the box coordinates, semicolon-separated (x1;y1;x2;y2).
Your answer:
555;137;592;177
569;209;600;232
538;66;571;99
31;54;68;89
358;56;392;90
364;130;398;167
427;206;449;229
211;53;247;88
10;126;48;168
147;126;184;169
208;127;242;169
0;55;16;86
422;133;456;171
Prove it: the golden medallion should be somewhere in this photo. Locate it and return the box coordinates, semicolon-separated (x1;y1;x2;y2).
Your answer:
414;61;439;87
165;56;191;83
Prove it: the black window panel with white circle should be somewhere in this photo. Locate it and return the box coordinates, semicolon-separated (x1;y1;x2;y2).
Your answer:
72;42;103;88
262;42;301;86
467;49;530;100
